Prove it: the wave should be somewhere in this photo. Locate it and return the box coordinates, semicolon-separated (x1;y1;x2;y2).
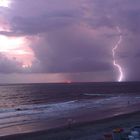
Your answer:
0;100;80;130
0;96;140;131
83;93;109;96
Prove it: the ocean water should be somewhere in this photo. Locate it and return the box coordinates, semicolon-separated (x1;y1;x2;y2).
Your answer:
0;82;140;136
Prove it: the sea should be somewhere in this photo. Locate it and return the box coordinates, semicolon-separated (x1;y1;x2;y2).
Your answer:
0;82;140;136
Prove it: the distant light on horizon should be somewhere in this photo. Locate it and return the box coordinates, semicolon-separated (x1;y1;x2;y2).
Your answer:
65;80;72;84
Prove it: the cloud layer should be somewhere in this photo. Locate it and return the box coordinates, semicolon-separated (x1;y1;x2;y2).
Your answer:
0;0;140;82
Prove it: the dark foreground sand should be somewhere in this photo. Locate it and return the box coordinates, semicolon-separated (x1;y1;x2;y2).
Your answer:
1;110;140;140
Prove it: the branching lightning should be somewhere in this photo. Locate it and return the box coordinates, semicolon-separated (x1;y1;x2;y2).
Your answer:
112;26;123;82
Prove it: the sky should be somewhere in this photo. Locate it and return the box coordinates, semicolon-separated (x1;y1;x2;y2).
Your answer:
0;0;140;83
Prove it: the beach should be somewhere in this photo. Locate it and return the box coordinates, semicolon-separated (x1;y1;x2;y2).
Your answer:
0;101;140;140
1;109;140;140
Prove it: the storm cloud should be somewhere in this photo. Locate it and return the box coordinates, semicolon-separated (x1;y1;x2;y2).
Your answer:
0;53;22;73
0;0;140;82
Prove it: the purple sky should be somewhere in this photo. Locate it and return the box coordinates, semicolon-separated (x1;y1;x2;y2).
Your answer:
0;0;140;83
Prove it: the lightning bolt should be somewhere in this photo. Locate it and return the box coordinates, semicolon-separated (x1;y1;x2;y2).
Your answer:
112;26;123;82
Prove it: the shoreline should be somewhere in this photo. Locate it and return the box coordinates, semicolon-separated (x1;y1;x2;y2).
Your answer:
1;107;140;140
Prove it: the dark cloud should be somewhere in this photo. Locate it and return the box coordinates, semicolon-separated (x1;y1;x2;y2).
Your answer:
10;13;79;36
30;25;113;74
0;54;22;73
0;0;140;82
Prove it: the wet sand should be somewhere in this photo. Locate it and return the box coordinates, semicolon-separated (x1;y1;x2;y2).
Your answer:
1;103;140;140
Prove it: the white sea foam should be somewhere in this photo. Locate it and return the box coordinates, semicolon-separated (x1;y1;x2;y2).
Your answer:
84;93;105;96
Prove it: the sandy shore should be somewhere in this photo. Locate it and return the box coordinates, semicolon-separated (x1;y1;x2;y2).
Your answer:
1;109;140;140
